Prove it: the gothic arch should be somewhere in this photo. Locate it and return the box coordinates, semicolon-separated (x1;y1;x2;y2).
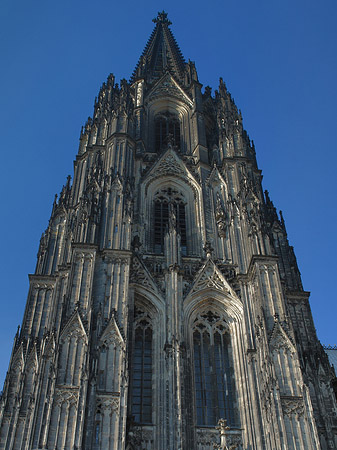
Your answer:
57;313;88;386
183;259;243;322
146;78;193;154
183;291;247;438
4;352;23;412
128;291;165;446
184;297;242;430
154;111;181;151
97;318;125;393
183;292;244;350
140;172;204;255
133;288;165;318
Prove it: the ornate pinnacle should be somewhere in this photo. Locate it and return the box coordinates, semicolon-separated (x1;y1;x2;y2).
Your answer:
152;10;172;25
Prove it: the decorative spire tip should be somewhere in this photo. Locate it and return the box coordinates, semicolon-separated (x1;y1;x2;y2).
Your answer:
153;10;172;25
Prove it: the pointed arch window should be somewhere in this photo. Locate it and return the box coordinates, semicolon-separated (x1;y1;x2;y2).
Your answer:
153;187;187;255
193;311;237;427
131;310;153;424
155;112;180;151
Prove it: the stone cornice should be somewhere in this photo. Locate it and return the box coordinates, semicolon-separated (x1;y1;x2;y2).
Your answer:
101;249;132;259
71;243;98;251
285;290;311;302
28;274;57;283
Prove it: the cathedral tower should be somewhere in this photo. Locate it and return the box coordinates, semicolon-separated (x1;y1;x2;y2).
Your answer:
0;11;336;450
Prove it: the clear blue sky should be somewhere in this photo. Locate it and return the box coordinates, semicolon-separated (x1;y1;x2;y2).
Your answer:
0;0;336;387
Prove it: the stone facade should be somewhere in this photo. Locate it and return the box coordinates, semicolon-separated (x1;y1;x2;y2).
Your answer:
0;11;336;450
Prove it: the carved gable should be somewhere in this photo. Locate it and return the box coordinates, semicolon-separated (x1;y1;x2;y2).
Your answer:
269;320;295;354
206;164;227;188
155;152;185;176
146;72;193;106
130;256;162;295
185;259;237;299
11;346;24;372
60;311;88;343
25;344;39;371
99;315;125;349
143;148;198;194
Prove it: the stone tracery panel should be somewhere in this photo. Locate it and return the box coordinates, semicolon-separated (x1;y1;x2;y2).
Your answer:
191;308;238;428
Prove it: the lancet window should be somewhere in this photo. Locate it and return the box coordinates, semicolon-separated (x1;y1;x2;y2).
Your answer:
153;187;187;254
131;308;153;424
192;310;237;427
155;112;180;151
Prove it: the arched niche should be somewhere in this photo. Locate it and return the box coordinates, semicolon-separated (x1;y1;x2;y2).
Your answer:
140;175;204;256
128;290;165;436
183;293;245;431
146;97;192;154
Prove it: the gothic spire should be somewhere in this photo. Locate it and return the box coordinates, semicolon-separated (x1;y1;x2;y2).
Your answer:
130;11;186;85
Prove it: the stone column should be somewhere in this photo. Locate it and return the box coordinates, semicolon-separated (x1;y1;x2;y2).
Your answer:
164;224;184;449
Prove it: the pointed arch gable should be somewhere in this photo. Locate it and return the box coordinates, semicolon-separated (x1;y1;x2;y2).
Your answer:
99;315;125;349
4;347;24;412
96;315;125;394
25;344;39;371
11;345;24;372
139;154;205;255
269;321;296;355
206;164;228;192
145;88;194;155
57;312;88;387
60;311;88;344
184;259;242;320
42;332;56;358
142;147;200;196
133;288;165;319
130;256;164;299
184;293;243;332
146;72;193;107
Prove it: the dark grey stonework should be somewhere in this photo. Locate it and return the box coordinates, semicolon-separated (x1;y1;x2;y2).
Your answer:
0;11;336;450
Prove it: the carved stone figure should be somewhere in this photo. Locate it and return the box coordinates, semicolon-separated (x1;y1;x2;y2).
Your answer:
215;192;228;238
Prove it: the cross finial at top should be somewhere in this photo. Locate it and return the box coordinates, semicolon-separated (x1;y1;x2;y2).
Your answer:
152;11;172;25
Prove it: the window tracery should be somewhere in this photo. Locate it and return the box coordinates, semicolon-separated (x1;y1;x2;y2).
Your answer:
131;307;153;424
192;310;237;427
153;187;187;254
155;112;181;151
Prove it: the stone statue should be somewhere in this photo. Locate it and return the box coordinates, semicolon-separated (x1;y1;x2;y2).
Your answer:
169;202;177;230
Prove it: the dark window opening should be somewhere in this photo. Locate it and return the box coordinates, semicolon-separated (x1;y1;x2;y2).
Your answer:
153;188;187;254
155;113;180;152
131;323;153;424
154;200;169;254
193;325;236;427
